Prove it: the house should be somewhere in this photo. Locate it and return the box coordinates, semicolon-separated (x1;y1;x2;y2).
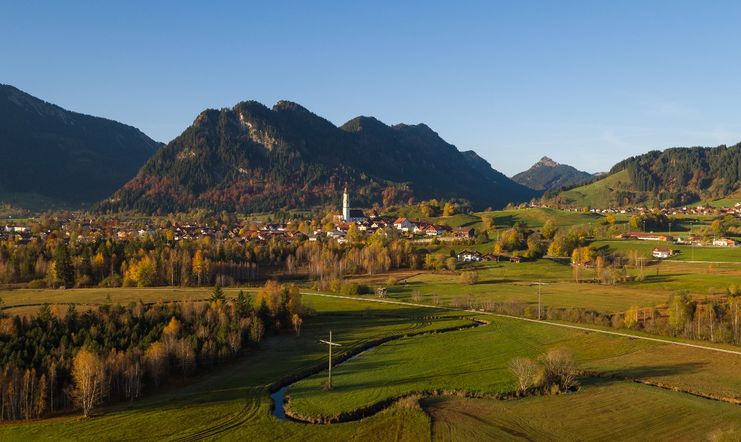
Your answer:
425;225;446;237
457;250;482;262
453;227;475;239
618;232;674;242
393;217;415;232
652;247;673;259
510;256;523;263
712;238;736;247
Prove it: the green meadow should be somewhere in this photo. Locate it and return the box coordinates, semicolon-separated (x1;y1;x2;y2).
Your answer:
1;293;738;441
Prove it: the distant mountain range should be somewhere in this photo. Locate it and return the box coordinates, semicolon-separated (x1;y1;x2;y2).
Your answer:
99;100;537;213
4;83;739;213
551;144;741;208
511;156;594;192
0;84;160;208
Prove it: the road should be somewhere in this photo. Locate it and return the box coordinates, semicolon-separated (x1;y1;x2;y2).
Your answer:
303;292;741;356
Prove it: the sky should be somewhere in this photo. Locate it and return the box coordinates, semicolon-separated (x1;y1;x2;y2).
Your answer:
2;1;741;176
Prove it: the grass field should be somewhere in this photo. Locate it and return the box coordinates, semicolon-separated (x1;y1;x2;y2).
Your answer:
425;382;741;441
591;239;741;263
476;207;605;228
0;287;256;316
558;170;638;208
0;293;738;441
286;314;741;418
375;259;739;314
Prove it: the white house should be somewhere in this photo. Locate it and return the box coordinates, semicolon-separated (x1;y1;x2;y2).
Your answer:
457;250;482;262
713;238;736;247
652;247;673;259
393;217;415;232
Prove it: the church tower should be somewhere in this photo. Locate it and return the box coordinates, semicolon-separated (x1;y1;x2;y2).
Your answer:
342;185;350;221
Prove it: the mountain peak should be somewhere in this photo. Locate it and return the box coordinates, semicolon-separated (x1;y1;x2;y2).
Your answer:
536;156;560;167
512;156;592;192
272;100;310;113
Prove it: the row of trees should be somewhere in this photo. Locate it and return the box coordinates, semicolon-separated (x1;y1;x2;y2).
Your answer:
447;289;741;345
0;282;305;420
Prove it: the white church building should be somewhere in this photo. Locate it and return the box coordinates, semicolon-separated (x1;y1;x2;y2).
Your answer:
341;186;367;222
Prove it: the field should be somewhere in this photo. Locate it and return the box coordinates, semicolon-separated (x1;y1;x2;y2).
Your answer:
557;169;637;208
425;382;740;441
366;258;740;315
591;239;741;263
0;290;738;441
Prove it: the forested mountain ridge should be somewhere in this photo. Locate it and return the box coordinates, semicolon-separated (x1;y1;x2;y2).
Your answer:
0;84;160;207
512;156;594;191
551;144;741;207
100;100;536;213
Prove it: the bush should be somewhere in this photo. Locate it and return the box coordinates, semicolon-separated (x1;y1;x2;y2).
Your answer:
459;271;479;285
99;274;123;288
340;282;359;296
27;279;47;289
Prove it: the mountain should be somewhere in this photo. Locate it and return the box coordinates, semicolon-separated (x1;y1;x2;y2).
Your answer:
0;84;160;208
551;144;741;208
100;100;536;213
512;156;594;191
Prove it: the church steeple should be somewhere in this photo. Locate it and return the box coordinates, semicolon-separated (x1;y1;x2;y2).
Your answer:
342;185;350;221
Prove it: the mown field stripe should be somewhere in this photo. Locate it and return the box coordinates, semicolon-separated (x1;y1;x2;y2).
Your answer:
302;292;741;356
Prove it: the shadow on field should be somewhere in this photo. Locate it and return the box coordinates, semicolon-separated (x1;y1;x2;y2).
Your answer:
585;362;706;386
641;274;681;283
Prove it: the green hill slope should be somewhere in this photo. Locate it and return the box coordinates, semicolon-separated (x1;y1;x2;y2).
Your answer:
0;84;160;208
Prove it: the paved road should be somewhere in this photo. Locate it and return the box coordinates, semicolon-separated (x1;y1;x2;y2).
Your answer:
304;292;741;356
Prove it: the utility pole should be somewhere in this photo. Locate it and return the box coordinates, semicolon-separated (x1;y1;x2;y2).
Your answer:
320;331;341;389
538;280;542;320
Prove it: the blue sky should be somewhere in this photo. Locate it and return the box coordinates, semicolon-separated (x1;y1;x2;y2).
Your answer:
2;1;741;175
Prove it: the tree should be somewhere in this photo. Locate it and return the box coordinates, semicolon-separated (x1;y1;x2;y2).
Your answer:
192;250;208;286
624;306;639;329
541;348;578;392
442;202;455;217
667;292;690;335
541;219;556;239
481;215;493;232
53;244;74;288
71;349;104;418
291;313;303;337
210;285;225;303
35;373;47;418
508;357;541;394
144;342;167;389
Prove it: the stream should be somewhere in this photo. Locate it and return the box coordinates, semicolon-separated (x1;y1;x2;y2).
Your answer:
270;346;375;420
270;321;482;421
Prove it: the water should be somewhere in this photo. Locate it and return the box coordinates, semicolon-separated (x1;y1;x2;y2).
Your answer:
271;386;288;419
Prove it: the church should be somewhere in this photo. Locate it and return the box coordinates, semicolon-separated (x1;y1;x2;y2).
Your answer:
341;186;367;222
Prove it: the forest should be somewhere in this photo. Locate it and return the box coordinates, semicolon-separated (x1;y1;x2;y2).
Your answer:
0;282;304;420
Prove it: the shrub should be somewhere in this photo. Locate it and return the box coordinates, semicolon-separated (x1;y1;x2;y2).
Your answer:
459;271;478;285
27;279;47;289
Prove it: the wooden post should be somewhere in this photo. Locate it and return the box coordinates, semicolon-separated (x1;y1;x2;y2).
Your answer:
320;331;341;389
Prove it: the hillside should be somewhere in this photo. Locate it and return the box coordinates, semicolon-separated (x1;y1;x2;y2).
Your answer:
0;84;160;208
100;100;536;213
512;156;593;191
551;144;741;208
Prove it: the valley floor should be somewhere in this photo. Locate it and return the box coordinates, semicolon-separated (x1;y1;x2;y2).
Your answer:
0;292;738;441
